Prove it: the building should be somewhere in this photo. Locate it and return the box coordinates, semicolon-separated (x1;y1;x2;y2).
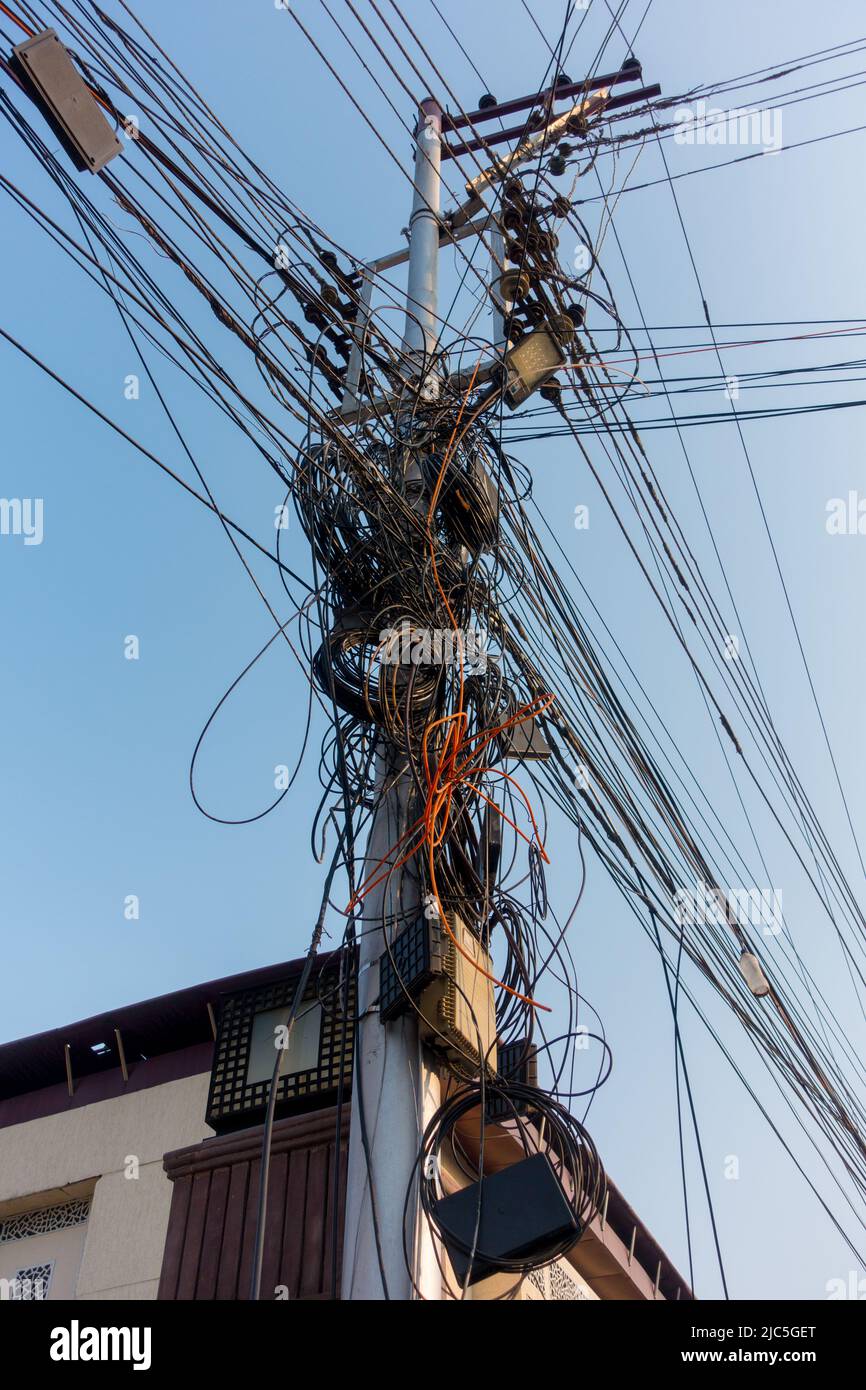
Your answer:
0;956;692;1301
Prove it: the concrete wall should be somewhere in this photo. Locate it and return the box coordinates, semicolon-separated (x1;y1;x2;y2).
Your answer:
0;1072;212;1300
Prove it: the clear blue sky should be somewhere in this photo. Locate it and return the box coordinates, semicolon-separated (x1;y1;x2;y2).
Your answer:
2;0;865;1299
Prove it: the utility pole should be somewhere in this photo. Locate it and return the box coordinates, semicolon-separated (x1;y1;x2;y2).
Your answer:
340;98;444;1303
339;67;656;1301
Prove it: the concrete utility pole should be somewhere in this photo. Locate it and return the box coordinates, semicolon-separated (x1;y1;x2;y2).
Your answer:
339;68;654;1300
340;99;444;1303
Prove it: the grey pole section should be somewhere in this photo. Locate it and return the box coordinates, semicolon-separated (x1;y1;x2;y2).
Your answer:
403;98;443;398
340;269;374;417
340;98;443;1303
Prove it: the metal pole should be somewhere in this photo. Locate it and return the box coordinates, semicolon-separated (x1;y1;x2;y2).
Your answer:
402;97;442;400
340;269;374;416
341;99;444;1302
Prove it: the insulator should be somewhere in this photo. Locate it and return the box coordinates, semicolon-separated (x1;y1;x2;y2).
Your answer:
495;269;531;303
331;335;353;362
502;206;524;234
521;302;546;328
304;307;328;330
534;230;558;257
548;314;576;345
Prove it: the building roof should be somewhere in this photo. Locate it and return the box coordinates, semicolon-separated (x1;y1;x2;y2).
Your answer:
0;954;316;1106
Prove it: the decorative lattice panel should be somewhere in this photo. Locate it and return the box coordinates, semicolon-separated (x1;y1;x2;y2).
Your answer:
379;915;443;1022
0;1198;89;1245
206;963;355;1129
12;1261;54;1300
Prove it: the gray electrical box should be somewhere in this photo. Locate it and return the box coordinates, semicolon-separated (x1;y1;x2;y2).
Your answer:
14;29;122;174
502;714;551;761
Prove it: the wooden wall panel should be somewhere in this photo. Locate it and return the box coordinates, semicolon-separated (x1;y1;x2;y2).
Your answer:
158;1106;349;1300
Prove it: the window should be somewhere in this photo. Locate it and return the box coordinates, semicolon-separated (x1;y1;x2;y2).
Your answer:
247;1003;322;1085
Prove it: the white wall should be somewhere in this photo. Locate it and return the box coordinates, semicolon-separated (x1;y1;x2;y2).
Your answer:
0;1072;212;1300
